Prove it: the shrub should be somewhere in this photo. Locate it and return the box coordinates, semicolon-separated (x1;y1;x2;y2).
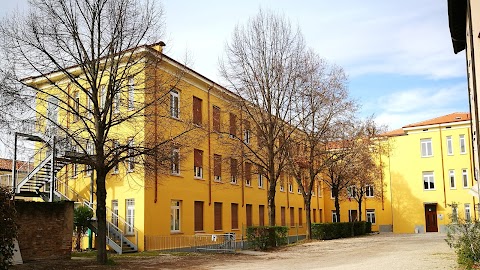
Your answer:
312;221;369;240
0;186;17;269
73;205;93;251
365;222;372;233
446;220;480;269
246;226;288;250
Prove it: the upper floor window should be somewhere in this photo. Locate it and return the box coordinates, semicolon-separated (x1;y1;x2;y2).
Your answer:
73;91;80;121
213;154;222;182
420;138;433;157
462;169;469;188
245;162;252;186
347;186;357;198
288;182;293;193
423;171;435;190
449;170;456;189
172;148;180;175
113;140;119;174
243;120;251;144
170;89;180;119
86;141;94;176
128;77;135;110
229;113;237;138
113;87;120;114
460;135;466;154
257;166;264;188
127;138;135;172
366;185;374;197
193;149;203;179
212;106;220;132
446;136;453;155
230;158;237;184
193;96;202;126
100;85;106;110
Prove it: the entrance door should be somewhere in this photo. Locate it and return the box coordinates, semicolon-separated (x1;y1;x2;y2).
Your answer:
349;210;358;222
425;204;438;232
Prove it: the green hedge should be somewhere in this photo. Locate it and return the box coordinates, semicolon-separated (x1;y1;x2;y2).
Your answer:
246;226;288;250
311;221;371;240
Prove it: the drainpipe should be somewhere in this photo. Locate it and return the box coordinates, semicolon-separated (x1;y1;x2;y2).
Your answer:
12;133;18;198
208;84;213;206
439;126;447;208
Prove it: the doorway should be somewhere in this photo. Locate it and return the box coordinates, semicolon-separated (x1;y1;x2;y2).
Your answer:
424;204;438;232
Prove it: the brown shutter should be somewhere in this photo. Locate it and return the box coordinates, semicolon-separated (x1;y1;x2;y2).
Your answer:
246;204;252;227
229;113;237;137
194;201;204;231
214;202;222;230
281;207;286;226
299;208;303;225
259;205;265;226
194;149;203;167
245;162;251;182
193;96;202;125
213;106;220;132
243;120;250;131
231;158;237;180
214;154;221;178
290;207;295;226
313;209;317;223
256;125;263;147
231;203;238;229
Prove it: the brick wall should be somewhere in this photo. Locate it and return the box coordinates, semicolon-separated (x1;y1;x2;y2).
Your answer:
15;201;74;261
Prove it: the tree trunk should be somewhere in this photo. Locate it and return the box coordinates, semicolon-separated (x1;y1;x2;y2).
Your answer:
96;170;107;264
358;199;362;222
304;197;312;239
268;178;276;226
334;190;340;222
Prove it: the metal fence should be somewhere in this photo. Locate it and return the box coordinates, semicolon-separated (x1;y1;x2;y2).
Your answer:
144;223;307;253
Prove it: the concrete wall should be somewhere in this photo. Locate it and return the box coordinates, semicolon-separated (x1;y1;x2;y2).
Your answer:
15;201;73;261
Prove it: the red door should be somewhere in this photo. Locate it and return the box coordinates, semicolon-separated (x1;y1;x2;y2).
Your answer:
425;204;438;232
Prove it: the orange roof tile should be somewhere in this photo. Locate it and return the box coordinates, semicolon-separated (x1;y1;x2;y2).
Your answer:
0;158;31;172
381;128;405;137
403;112;470;128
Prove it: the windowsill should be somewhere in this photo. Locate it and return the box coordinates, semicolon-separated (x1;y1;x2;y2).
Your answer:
258;186;264;189
127;170;135;173
245;185;252;188
463;186;470;189
450;188;457;190
170;173;183;178
170;231;183;235
231;228;240;231
423;189;436;191
194;231;205;234
84;174;92;178
194;177;204;180
460;152;467;155
214;230;223;232
421;156;433;158
366;196;374;198
230;182;238;185
71;176;78;179
111;171;119;175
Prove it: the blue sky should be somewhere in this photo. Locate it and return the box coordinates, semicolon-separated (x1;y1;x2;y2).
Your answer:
1;0;468;130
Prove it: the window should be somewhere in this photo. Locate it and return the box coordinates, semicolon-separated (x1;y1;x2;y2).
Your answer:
194;201;204;231
170;89;180;118
214;154;222;181
290;207;295;226
288;182;293;193
214;202;222;231
421;138;433;157
423;171;435;190
100;85;106;110
73;91;80;121
170;200;181;232
366;209;376;224
460;135;466;154
332;211;339;223
298;208;303;225
87;90;92;118
452;204;458;223
465;203;471;222
172;148;180;175
72;161;78;178
111;200;118;227
230;158;237;184
128;77;134;110
229;113;237;138
366;185;374;197
243;121;251;144
246;204;252;227
257;166;264;188
127;138;135;172
331;188;335;199
449;170;456;189
348;210;357;222
281;207;286;226
193;96;202;125
259;205;265;226
462;169;469;188
446;136;453;155
313;209;317;223
279;183;284;192
86;141;94;176
126;199;135;235
245;162;252;186
347;186;357;198
113;87;120;114
113;140;119;174
212;106;220;132
194;149;203;179
298;185;302;194
318;183;322;197
231;203;238;229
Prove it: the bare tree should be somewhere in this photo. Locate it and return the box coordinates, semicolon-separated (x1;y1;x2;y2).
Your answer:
286;51;355;238
220;9;308;225
0;0;194;263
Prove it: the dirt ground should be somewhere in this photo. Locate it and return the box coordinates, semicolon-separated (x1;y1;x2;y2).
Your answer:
12;233;459;270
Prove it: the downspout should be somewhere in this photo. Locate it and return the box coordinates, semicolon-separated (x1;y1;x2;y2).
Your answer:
388;140;394;230
208;84;213;206
154;59;159;203
439;126;447;208
240;110;245;207
380;150;384;210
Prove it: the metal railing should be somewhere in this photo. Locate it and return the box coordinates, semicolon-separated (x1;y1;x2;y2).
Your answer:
145;233;237;253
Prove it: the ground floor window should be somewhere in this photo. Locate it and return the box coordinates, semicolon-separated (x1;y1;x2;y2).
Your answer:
126;199;135;235
366;209;376;224
194;201;203;231
465;203;471;222
171;200;181;232
332;211;339;223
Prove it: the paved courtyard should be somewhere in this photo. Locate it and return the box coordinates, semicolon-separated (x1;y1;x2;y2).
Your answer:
13;233;459;270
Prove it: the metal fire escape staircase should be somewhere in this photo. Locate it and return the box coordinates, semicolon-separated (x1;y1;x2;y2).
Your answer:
12;133;138;254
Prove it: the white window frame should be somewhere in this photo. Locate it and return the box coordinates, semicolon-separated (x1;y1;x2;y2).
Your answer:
127;138;135;172
172;148;180;175
243;129;251;144
347;186;356;198
86;141;94;176
423;171;435;190
366;209;376;224
113;140;120;174
170;200;181;232
126;199;135;235
73;91;80;121
465;203;471;222
449;170;456;189
462;169;469;188
113;88;120;114
100;85;106;110
258;174;264;188
332;211;339;223
420;138;433;157
194;166;203;179
245;177;251;187
128;77;135;110
280;183;284;192
460;134;466;154
111;200;119;227
288;183;293;193
366;185;374;197
170;89;180;119
87;90;92;118
446;136;453;155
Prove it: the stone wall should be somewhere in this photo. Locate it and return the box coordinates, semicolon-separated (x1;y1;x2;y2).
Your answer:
15;201;74;261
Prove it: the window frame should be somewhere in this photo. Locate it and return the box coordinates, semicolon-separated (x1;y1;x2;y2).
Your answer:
194;149;203;179
460;134;466;154
170;200;181;233
170;89;180;119
172;147;180;175
366;209;376;224
420;138;433;157
423;171;435;190
365;185;374;197
128;77;135;110
332;211;339;223
462;169;469;188
446;135;453;155
127;138;135;172
125;198;135;235
449;169;456;189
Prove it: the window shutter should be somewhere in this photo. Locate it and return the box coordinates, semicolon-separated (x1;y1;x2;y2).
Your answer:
245;162;251;182
194;149;203;167
229;113;237;137
214;202;222;230
231;203;238;229
193;96;202;125
259;205;264;226
246;204;252;227
243;120;250;131
281;207;286;226
214;154;222;178
194;201;204;231
213;106;220;132
299;208;303;225
231;158;237;179
290;207;295;226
